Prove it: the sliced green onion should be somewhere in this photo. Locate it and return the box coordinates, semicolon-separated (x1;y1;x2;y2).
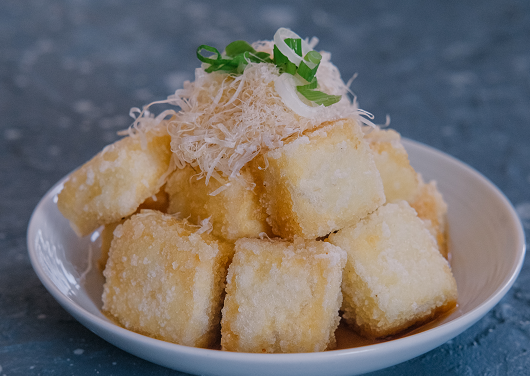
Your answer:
273;44;289;66
225;40;256;57
296;53;320;83
198;41;272;75
273;28;312;66
297;85;342;106
284;38;302;57
304;50;322;65
298;78;318;90
284;61;297;75
197;45;225;65
197;28;342;109
254;51;273;62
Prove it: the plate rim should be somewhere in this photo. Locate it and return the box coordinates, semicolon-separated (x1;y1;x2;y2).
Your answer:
26;138;527;374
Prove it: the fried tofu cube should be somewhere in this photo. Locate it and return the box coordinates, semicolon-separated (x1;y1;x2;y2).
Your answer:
165;165;271;241
97;220;124;272
221;237;346;353
57;128;172;236
364;127;449;258
97;186;169;272
328;201;457;338
364;127;419;203
102;210;234;348
253;118;385;240
137;184;170;213
410;176;449;259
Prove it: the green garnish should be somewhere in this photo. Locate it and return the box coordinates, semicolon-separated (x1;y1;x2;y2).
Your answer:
197;31;342;107
297;84;342;106
297;50;321;83
197;41;273;75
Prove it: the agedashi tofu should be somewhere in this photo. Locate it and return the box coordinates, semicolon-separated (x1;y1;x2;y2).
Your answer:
102;210;234;348
410;177;449;259
365;127;420;203
254;118;385;240
54;28;458;352
97;220;124;272
328;201;457;339
97;186;169;272
165;165;271;241
221;237;346;353
57;128;172;236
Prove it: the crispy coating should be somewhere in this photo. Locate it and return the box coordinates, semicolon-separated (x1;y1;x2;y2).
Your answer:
97;220;124;272
365;127;449;259
221;237;346;353
410;176;449;259
328;201;457;339
365;127;420;203
102;210;234;348
165;165;272;241
253;118;385;240
57;128;172;237
97;187;169;272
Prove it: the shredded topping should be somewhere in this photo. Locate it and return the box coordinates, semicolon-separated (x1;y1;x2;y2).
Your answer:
129;31;375;183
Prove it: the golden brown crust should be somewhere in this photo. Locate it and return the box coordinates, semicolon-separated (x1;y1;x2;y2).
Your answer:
165;165;272;241
410;179;449;259
102;210;234;348
329;201;457;339
221;237;346;353
365;127;420;203
255;118;385;240
57;128;172;236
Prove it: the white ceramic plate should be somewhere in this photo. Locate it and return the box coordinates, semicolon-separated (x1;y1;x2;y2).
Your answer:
27;139;526;376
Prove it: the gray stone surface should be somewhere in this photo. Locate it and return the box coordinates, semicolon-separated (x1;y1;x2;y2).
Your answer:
1;0;529;374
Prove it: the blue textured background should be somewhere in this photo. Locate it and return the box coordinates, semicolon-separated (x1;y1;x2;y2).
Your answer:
1;0;529;374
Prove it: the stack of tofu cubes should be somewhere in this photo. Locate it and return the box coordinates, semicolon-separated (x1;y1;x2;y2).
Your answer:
58;118;457;353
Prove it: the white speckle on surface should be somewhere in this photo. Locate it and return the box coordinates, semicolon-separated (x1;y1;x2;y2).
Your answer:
447;71;477;90
441;125;455;137
37;314;46;319
382;221;391;238
90;231;100;243
4;128;22;141
99;115;129;129
58;116;71;129
185;2;209;20
20;39;54;70
14;74;29;88
165;71;192;92
112;362;117;365
79;60;93;75
513;55;530;75
261;5;296;28
312;9;331;27
134;88;153;102
73;99;99;117
62;56;76;70
443;41;474;61
48;145;61;157
102;131;118;144
74;100;95;115
73;348;84;355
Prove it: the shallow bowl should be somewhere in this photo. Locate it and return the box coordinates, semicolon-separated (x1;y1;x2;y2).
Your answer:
27;139;526;376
